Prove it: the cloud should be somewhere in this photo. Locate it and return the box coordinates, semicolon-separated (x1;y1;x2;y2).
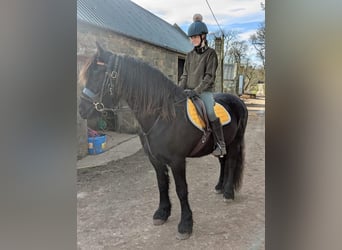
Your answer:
239;30;256;40
131;0;265;65
230;8;247;13
131;0;264;27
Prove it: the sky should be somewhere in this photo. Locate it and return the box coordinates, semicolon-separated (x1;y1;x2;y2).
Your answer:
130;0;265;65
130;0;265;41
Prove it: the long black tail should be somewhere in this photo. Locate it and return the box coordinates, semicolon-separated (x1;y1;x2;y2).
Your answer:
233;102;248;191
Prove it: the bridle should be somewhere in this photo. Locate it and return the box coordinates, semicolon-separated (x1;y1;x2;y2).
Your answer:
81;54;119;114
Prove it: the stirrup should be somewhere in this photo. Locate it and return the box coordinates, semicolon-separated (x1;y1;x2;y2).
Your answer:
212;144;226;157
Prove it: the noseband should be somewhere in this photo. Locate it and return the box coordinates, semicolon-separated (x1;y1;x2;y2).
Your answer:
81;55;119;113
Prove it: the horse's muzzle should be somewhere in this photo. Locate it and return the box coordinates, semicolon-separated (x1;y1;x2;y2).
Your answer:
78;102;94;119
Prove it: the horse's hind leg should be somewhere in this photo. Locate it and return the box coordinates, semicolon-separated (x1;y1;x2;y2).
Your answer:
213;147;237;200
152;162;171;225
215;156;226;193
223;156;236;200
170;158;193;240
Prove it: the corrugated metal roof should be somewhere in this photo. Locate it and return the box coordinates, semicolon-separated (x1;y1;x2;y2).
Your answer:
77;0;193;54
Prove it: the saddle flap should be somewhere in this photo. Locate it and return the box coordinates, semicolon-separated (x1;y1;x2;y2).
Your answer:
186;98;231;131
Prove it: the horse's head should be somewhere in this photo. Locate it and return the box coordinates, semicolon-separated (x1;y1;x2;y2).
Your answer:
78;42;119;120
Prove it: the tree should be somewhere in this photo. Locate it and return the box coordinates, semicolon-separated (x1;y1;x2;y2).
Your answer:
228;40;248;64
243;63;257;91
227;40;249;94
207;29;239;64
207;29;264;94
243;64;265;93
250;22;265;67
250;2;265;67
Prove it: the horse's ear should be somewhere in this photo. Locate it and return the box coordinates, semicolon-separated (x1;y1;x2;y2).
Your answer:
95;41;104;56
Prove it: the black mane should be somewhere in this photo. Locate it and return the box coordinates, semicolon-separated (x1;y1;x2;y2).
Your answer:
116;55;185;120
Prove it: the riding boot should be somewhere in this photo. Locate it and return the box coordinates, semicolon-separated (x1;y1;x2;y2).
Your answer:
211;118;227;157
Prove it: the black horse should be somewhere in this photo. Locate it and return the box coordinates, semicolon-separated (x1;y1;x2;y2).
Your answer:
79;43;248;240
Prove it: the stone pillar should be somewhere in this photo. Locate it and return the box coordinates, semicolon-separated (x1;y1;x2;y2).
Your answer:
214;36;224;92
77;85;89;159
77;55;90;159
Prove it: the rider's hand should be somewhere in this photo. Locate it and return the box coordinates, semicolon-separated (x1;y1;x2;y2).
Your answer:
184;89;197;98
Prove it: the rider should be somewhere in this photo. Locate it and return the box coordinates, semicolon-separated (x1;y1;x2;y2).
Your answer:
179;14;226;157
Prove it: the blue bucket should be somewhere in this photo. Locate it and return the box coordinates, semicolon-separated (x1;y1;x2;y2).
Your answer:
88;134;107;155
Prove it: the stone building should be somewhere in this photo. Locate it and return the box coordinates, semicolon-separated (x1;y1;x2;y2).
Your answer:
77;0;192;158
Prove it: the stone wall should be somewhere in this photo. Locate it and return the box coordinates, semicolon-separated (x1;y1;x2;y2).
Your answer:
77;22;187;157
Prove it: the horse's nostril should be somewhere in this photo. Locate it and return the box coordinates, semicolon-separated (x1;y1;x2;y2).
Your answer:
79;110;86;119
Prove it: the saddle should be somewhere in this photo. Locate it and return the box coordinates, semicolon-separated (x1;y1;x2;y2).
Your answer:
186;96;231;156
186;97;231;131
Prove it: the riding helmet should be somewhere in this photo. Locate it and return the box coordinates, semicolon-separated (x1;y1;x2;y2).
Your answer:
187;14;208;37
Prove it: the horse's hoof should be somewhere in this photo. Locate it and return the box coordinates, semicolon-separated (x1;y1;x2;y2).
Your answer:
153;219;166;226
223;191;235;200
224;197;233;203
214;189;223;194
176;232;191;240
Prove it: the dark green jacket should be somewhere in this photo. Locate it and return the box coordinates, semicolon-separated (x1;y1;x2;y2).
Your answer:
179;47;218;93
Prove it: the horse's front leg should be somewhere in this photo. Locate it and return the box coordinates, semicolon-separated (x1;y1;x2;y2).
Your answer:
152;161;172;225
170;158;193;240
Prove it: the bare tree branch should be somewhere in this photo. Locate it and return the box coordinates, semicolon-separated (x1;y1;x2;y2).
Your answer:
250;22;265;67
